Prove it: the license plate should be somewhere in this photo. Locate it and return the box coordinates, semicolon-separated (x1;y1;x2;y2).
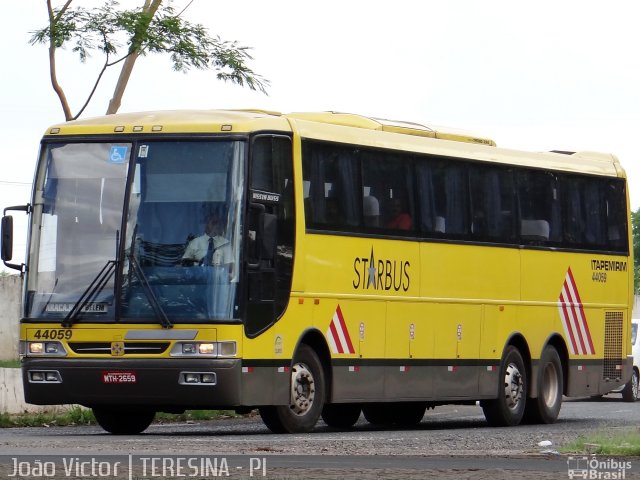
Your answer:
101;371;137;384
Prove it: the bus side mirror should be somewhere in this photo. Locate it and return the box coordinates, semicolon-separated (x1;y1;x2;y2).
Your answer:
2;204;30;272
1;215;13;262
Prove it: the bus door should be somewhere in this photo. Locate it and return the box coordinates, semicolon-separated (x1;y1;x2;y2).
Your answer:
244;135;295;337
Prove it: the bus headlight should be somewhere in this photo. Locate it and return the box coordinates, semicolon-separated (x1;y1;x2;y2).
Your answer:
170;341;237;358
28;341;67;357
198;343;215;355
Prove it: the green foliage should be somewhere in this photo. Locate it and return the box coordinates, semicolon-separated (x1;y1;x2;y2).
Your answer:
0;408;240;428
561;428;640;456
31;1;268;91
0;359;21;368
30;0;268;120
0;407;95;428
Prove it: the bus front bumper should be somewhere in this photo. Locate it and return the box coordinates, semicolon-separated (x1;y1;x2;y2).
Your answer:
22;358;242;409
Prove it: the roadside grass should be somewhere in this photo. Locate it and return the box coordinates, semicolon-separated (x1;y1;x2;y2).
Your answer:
0;406;95;428
0;408;240;428
0;360;20;368
560;429;640;456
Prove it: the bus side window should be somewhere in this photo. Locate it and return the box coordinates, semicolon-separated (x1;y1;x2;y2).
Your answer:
434;161;469;237
517;170;561;244
469;165;516;242
604;179;628;252
361;150;415;234
416;160;437;234
302;141;360;230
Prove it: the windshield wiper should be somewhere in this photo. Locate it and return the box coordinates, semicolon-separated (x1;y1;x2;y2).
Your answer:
127;224;172;329
127;251;173;329
62;260;116;328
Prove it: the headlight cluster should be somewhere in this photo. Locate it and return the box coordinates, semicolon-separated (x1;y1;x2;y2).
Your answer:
170;341;236;358
25;341;67;357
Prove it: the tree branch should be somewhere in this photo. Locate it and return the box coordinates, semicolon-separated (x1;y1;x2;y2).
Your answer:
72;33;111;120
106;0;163;114
176;0;194;17
47;0;74;121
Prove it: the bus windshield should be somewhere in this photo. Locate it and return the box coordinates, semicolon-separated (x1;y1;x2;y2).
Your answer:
26;140;245;324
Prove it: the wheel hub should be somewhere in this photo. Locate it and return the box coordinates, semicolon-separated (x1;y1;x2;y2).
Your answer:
290;362;315;416
504;362;524;411
541;362;559;407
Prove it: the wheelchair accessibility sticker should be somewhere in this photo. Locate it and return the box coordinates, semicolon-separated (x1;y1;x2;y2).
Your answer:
109;146;128;164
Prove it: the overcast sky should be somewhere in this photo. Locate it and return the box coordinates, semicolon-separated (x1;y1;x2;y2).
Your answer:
1;0;639;270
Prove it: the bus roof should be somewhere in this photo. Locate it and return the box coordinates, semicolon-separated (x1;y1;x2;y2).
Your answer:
43;109;624;178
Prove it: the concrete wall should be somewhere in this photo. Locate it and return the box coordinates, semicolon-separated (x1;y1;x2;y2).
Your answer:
0;275;21;360
0;276;74;413
0;367;71;414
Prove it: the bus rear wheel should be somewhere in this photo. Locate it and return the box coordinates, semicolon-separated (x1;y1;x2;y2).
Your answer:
363;402;426;427
362;404;394;426
391;402;427;426
321;404;362;428
524;345;563;423
481;346;527;427
92;407;155;434
259;344;325;433
622;368;639;402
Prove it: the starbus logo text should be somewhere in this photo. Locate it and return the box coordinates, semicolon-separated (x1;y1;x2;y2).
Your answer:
352;247;410;292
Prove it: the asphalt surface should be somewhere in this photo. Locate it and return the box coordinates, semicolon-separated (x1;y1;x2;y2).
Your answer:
1;396;640;479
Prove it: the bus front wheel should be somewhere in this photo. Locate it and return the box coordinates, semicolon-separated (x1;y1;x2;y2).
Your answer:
259;344;325;433
92;407;155;434
481;346;527;427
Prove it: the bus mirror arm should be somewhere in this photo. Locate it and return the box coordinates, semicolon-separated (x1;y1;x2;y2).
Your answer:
1;204;30;273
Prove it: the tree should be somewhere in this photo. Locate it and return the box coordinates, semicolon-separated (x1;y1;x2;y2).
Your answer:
31;0;268;121
633;207;639;294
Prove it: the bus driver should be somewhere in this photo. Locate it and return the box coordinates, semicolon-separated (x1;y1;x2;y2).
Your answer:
181;212;233;271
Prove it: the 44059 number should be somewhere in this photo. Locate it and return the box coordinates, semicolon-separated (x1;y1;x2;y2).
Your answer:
32;329;72;340
592;272;607;283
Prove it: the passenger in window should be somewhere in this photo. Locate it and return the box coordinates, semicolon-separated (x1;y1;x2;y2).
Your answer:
181;212;233;272
386;197;412;230
363;195;380;227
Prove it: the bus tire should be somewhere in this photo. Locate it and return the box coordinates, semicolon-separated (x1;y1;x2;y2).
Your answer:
524;345;563;424
258;344;325;433
481;346;527;427
92;408;155;434
390;402;427;426
321;404;361;428
622;368;639;402
362;404;394;425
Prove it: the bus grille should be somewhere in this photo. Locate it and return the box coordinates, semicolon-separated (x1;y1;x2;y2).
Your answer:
603;311;624;380
68;342;170;355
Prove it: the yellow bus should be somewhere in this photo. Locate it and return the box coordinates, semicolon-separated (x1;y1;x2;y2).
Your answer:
1;110;633;434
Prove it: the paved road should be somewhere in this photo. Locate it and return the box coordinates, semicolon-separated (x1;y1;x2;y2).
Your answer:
1;396;639;479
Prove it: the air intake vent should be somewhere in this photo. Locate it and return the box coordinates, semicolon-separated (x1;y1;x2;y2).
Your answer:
68;342;169;355
603;311;624;380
